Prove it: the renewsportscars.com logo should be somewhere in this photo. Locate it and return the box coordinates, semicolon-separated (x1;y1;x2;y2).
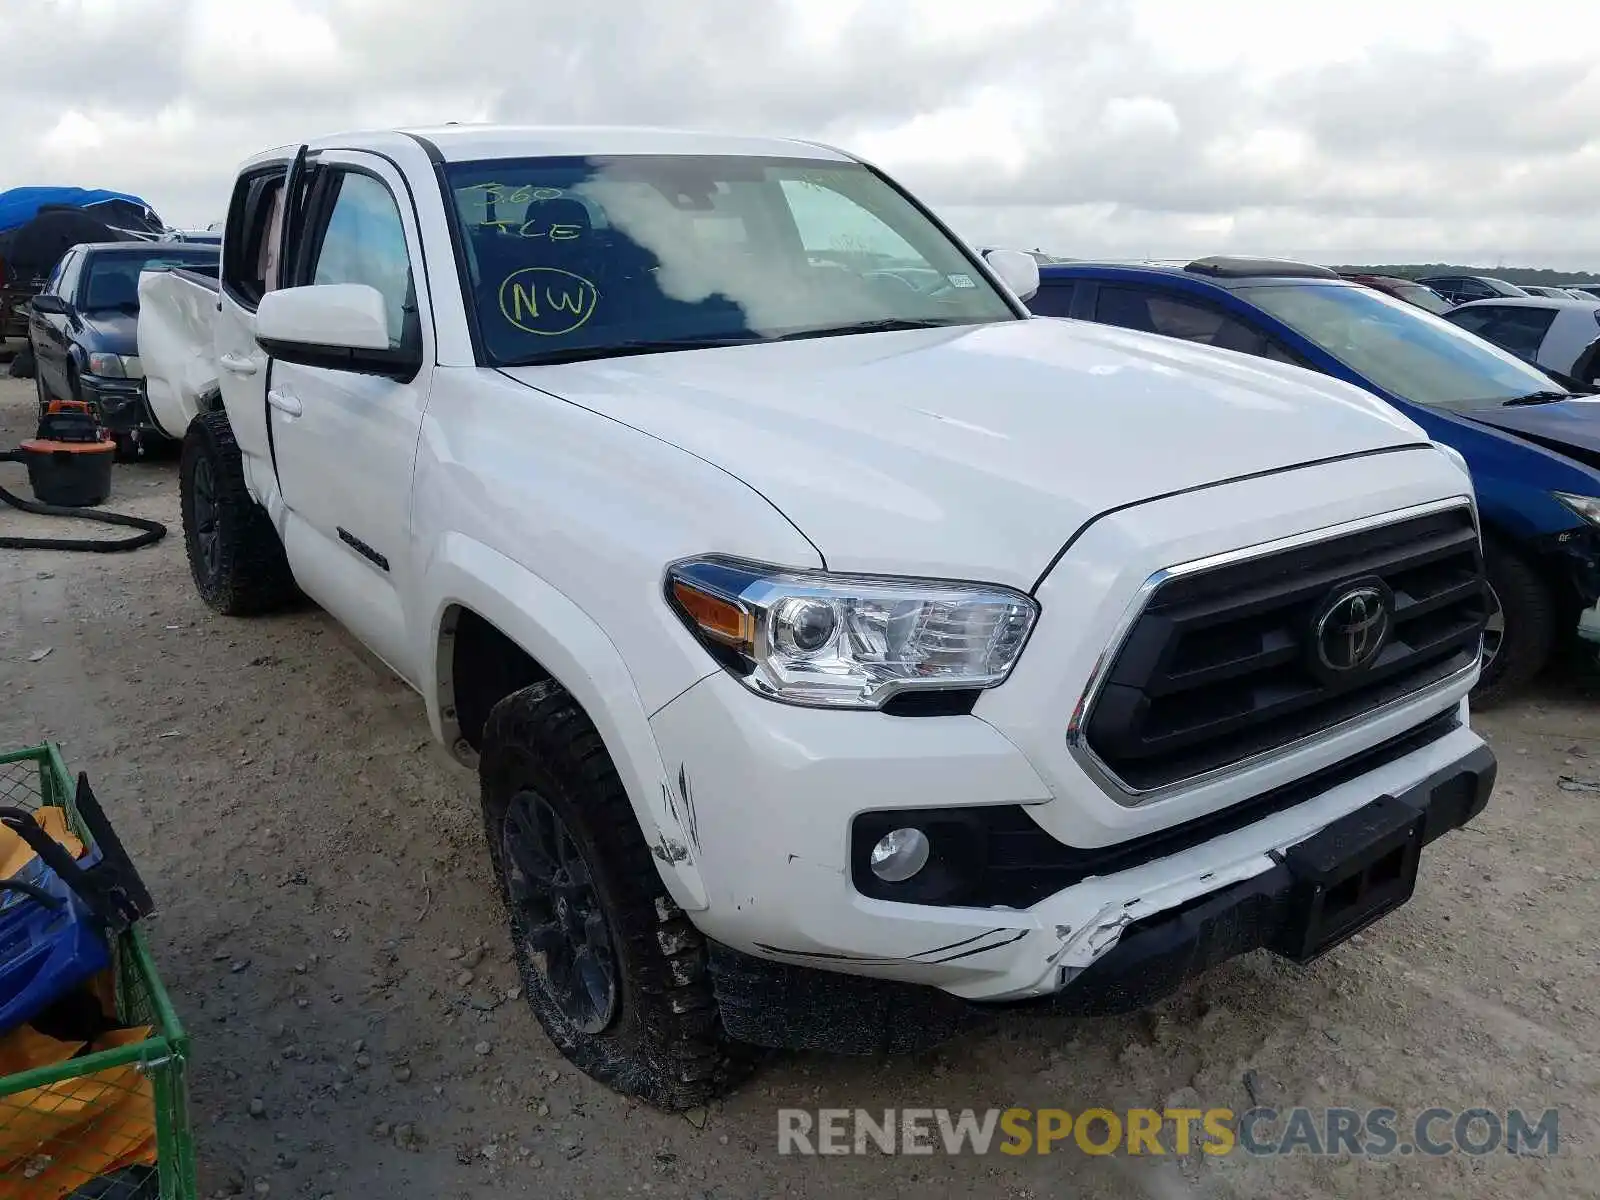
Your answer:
777;1106;1561;1157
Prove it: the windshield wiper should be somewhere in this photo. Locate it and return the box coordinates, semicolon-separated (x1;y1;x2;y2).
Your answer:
500;335;764;367
499;319;967;366
1502;390;1570;406
772;317;963;341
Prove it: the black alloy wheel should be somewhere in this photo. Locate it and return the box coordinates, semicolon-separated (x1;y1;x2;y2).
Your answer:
501;789;619;1035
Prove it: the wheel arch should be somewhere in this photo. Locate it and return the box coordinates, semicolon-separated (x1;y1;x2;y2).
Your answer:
423;533;710;912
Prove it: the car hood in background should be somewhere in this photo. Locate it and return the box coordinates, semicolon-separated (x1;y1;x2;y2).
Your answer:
74;310;138;356
1461;397;1600;458
507;318;1429;590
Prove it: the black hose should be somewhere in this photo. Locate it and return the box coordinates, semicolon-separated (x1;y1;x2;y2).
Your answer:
0;450;167;552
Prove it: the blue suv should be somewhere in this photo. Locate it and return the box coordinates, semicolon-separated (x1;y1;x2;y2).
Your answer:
1028;257;1600;705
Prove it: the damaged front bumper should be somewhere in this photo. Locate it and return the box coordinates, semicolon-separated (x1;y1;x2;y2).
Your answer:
649;670;1493;1050
699;722;1493;1054
1038;739;1493;1016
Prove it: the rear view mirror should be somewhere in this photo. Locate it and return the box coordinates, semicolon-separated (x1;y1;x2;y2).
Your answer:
255;283;420;382
983;249;1040;303
29;294;69;315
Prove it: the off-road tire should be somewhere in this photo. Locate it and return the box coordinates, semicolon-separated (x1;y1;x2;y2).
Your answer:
1472;540;1555;708
479;681;755;1110
179;411;298;615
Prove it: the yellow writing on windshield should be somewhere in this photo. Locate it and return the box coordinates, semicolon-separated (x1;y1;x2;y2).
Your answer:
498;267;600;336
462;184;569;205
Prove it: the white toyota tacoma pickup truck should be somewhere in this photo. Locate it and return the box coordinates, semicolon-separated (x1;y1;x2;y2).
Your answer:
139;124;1496;1109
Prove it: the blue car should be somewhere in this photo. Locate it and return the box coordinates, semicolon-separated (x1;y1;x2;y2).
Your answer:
1027;257;1600;705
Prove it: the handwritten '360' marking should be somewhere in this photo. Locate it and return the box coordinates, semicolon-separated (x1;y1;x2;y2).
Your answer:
498;267;600;336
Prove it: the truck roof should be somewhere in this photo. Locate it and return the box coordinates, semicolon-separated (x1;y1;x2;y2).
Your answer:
275;124;857;165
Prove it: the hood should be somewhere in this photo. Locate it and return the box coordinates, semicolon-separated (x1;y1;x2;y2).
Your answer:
74;310;137;355
505;318;1428;589
1460;396;1600;462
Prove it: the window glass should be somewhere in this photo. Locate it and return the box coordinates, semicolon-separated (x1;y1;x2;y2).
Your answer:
1027;282;1076;318
1445;305;1557;362
1488;307;1556;359
1260;339;1305;366
76;247;220;311
1393;284;1451;315
1095;285;1271;354
223;170;285;306
443;155;1016;366
44;251;75;297
309;172;414;348
1445;307;1496;335
1239;283;1562;410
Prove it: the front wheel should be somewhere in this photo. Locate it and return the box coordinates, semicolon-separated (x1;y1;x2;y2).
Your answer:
1471;542;1555;707
479;681;754;1110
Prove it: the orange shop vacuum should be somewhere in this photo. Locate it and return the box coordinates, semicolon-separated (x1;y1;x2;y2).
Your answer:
0;401;165;551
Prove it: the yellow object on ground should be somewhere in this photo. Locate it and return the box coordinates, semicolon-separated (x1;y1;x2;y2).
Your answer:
0;806;84;877
0;806;157;1197
0;1023;157;1198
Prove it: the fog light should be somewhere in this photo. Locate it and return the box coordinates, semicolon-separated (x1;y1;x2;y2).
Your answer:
869;828;930;882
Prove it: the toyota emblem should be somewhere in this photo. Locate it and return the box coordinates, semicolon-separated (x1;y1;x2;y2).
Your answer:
1313;583;1391;675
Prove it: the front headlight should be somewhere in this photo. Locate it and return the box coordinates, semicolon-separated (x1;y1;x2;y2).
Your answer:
1554;491;1600;527
665;557;1039;708
86;352;125;378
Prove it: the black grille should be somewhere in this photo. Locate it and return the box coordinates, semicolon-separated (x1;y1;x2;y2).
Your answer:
1080;505;1486;793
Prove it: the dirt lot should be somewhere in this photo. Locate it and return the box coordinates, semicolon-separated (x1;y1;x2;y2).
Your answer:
0;376;1594;1199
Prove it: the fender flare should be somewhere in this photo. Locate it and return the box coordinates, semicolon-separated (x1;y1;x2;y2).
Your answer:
421;533;710;912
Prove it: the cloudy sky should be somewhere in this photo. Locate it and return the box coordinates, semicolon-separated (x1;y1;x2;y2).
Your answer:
6;0;1600;269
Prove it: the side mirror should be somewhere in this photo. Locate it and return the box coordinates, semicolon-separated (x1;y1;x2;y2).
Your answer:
255;283;420;381
29;293;69;316
983;248;1040;303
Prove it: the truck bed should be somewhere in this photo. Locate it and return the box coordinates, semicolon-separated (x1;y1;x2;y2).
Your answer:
137;267;220;438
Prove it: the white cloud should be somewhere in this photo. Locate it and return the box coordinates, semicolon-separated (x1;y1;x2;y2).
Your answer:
0;0;1597;268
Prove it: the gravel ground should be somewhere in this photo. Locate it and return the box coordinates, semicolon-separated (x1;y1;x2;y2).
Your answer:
0;375;1595;1199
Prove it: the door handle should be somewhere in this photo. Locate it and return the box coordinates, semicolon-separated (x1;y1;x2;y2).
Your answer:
267;389;302;417
219;353;258;376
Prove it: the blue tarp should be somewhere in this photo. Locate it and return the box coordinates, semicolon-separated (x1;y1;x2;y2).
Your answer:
0;187;159;233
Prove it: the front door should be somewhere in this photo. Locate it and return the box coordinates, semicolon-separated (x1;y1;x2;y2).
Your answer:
267;152;435;684
29;249;80;400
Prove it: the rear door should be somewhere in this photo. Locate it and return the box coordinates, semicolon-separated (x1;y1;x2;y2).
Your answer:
215;147;309;509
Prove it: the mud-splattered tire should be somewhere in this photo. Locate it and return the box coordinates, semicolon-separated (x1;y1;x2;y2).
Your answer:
1472;540;1555;708
180;411;298;615
479;680;754;1110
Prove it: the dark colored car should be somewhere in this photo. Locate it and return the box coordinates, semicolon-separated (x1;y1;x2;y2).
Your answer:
1028;256;1600;704
28;241;219;453
1416;274;1530;305
1340;272;1452;314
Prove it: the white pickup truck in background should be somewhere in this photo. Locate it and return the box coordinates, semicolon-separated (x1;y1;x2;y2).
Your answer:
138;124;1496;1110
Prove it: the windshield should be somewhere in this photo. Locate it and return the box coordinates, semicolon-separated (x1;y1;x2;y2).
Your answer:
1237;283;1564;410
76;248;219;311
442;155;1017;366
